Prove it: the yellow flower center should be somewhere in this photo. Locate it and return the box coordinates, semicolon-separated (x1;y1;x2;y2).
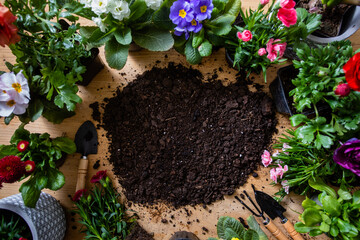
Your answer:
6;100;15;107
25;165;32;171
191;19;197;26
12;83;22;93
20;143;26;149
200;5;207;13
6;166;11;171
179;9;187;18
99;1;103;6
2;90;6;93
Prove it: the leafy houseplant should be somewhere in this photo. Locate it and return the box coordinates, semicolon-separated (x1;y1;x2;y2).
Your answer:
4;0;93;124
72;170;136;239
225;0;321;81
0;125;76;208
163;0;241;65
289;41;360;149
262;129;358;200
0;210;31;240
295;186;360;239
208;215;268;240
75;0;173;70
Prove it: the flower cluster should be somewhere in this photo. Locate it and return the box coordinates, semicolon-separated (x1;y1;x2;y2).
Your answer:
0;72;30;117
0;3;20;47
169;0;213;39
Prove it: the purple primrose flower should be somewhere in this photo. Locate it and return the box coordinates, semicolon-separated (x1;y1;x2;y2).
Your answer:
170;0;194;27
333;138;360;176
193;0;213;21
174;25;190;39
187;19;203;33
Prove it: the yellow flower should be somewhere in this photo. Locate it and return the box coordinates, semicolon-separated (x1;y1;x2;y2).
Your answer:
231;238;240;240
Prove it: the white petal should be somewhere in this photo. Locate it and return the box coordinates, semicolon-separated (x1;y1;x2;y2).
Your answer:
13;102;28;115
0;91;11;101
0;72;16;90
0;101;15;117
6;89;29;104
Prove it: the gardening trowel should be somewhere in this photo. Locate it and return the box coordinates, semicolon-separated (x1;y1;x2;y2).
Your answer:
253;185;304;240
74;121;98;191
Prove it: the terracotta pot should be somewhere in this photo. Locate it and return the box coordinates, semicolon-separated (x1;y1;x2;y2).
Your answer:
0;192;66;240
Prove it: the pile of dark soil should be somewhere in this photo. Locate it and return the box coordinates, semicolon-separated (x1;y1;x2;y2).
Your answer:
126;223;154;240
102;63;277;207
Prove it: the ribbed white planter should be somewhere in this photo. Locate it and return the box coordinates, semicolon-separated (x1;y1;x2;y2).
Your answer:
0;192;66;240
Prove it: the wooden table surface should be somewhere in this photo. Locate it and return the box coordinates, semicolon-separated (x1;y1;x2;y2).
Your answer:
1;3;360;239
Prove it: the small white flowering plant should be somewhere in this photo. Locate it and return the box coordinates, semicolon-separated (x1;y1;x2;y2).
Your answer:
76;0;174;70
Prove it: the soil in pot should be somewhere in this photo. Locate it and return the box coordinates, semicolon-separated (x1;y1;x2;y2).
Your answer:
296;0;352;37
0;209;32;240
102;63;277;207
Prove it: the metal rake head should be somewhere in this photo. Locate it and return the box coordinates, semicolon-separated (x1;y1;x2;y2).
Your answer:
234;185;265;220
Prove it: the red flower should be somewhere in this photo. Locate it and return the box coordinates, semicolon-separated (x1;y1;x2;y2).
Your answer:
72;189;87;202
335;83;351;97
90;170;107;183
17;140;29;152
19;238;28;240
0;3;20;47
277;7;297;27
0;156;25;183
280;0;296;8
343;52;360;91
24;160;35;174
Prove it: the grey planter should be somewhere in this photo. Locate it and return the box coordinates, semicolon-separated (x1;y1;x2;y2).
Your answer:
308;6;360;44
0;192;66;240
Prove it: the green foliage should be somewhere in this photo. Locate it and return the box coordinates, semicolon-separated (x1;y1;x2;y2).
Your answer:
173;0;241;65
289;41;360;149
0;212;31;240
270;129;357;200
209;216;268;240
295;187;360;240
0;125;75;207
227;0;321;82
5;0;90;124
73;174;136;239
78;1;174;70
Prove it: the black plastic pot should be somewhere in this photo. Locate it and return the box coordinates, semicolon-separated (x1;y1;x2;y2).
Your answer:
78;47;104;86
269;65;330;117
308;6;360;44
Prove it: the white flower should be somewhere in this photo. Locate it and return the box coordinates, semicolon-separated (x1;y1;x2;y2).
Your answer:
0;71;30;104
91;0;110;16
109;0;130;21
0;96;29;116
80;0;92;8
145;0;163;10
92;17;107;32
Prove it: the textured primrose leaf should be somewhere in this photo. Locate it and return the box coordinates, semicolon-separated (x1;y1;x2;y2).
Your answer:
133;27;173;51
185;40;202;64
198;40;212;57
114;27;132;45
105;37;129;70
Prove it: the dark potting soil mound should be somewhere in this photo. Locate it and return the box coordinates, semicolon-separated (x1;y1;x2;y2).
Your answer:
126;223;154;240
102;63;277;207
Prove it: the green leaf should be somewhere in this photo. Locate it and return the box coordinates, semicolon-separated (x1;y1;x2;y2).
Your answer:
223;217;245;236
52;137;76;154
225;228;241;240
330;225;339;237
319;222;330;232
45;168;65;191
314;134;333;149
244;229;259;240
185;40;202;64
80;26;98;39
290;114;309;126
338;188;352;201
36;175;49;190
302;197;320;209
114;27;132;45
20;178;41;208
128;0;147;22
192;28;204;48
54;85;82;111
152;0;176;30
0;145;18;159
247;216;268;240
10;125;30;144
217;216;228;239
87;27;115;48
198;40;212;57
295;125;316;143
294;222;316;233
105;37;129;70
353;191;360;205
321;196;341;217
132;27;173;51
302;208;322;226
223;0;242;17
309;177;337;199
206;15;235;36
28;98;44;122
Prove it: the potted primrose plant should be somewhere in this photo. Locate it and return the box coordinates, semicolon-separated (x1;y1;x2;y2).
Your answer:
0;125;76;208
224;0;321;82
1;0;103;125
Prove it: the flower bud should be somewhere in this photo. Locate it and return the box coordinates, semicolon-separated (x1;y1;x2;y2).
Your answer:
334;83;351;97
87;195;92;203
317;71;326;77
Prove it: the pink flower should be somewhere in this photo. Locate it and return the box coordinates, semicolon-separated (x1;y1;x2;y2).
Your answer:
335;83;351;97
237;30;252;42
270;168;278;183
266;39;287;62
261;0;270;5
280;0;296;8
274;41;287;57
277;7;297;27
275;164;288;179
72;189;87;202
258;48;266;56
281;180;289;194
261;150;272;167
90;170;107;183
272;150;280;157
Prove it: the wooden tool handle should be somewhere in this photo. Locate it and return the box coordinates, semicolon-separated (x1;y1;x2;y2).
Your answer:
283;219;304;240
264;219;288;240
75;156;88;192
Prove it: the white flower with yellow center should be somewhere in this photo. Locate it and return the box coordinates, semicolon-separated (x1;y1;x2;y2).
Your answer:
91;0;110;16
0;95;29;116
80;0;92;8
145;0;163;10
109;0;130;21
